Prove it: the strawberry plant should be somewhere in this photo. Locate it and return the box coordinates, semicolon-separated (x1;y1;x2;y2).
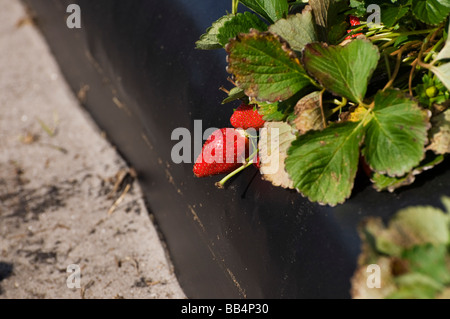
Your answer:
195;0;450;206
351;197;450;299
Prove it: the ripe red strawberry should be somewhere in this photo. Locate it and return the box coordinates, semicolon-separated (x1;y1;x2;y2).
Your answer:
193;128;249;177
253;154;261;169
349;15;361;26
230;103;265;130
346;15;363;39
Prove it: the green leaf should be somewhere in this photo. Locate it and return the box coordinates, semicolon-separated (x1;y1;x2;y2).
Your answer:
362;90;429;177
388;273;444;299
442;196;450;213
196;15;234;50
360;205;450;256
268;6;317;52
310;0;349;42
411;0;450;25
371;152;445;192
226;30;313;103
239;0;289;23
222;87;246;104
390;205;450;247
285;121;365;206
402;244;450;285
381;5;410;27
302;39;380;104
257;90;304;121
428;109;450;155
371;171;416;193
217;12;268;47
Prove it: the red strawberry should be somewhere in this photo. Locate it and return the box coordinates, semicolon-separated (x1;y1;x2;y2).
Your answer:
253;154;261;169
193;128;249;178
349;15;361;27
230;103;265;130
346;15;363;39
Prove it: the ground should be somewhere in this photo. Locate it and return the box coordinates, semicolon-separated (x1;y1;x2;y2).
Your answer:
0;0;185;299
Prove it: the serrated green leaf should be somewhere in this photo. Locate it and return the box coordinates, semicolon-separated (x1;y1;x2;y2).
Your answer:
239;0;289;23
226;30;313;103
217;12;268;47
196;14;234;50
302;40;380;104
362;90;429;177
285;121;365;206
411;0;450;25
371;171;416;193
371;152;444;192
428;109;450;154
268;6;317;52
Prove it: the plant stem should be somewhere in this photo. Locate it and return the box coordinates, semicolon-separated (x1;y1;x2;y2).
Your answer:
232;0;239;15
319;89;327;129
216;160;254;189
331;97;348;114
424;37;444;63
369;28;438;41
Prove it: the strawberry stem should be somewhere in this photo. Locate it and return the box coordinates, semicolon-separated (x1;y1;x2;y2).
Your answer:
215;160;254;189
216;147;259;189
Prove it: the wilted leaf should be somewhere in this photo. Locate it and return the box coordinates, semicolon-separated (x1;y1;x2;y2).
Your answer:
196;15;234;50
293;91;325;134
437;288;450;299
351;257;397;299
285;121;365;206
362;90;429;177
226;30;313;103
258;122;296;189
302;39;380;103
428;109;450;155
430;62;450;92
268;6;317;52
436;23;450;61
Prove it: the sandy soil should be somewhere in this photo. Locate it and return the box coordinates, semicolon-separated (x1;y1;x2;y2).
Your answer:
0;0;185;299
